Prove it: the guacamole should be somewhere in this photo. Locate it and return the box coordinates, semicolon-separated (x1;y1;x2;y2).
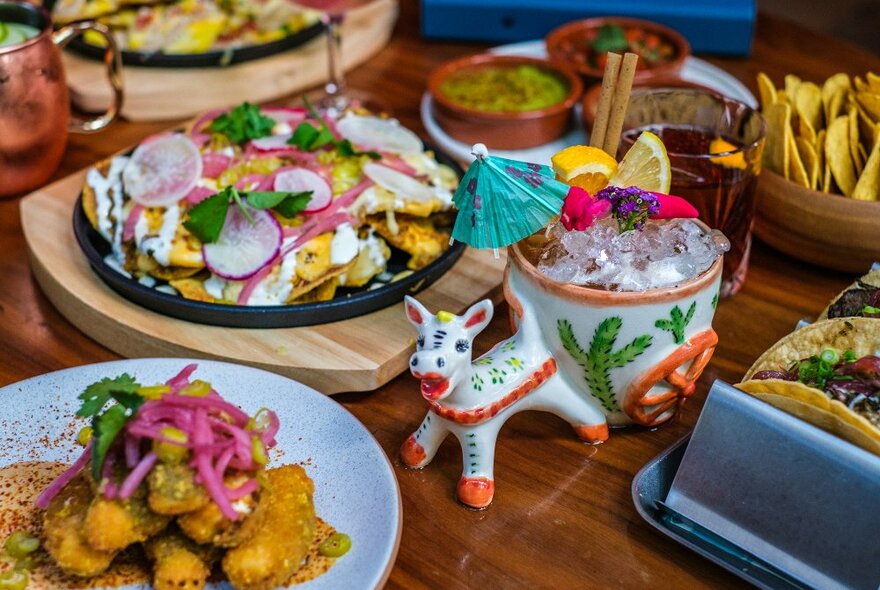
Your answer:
439;65;569;113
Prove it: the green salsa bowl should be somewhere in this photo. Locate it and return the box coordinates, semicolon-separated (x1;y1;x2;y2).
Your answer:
428;54;582;150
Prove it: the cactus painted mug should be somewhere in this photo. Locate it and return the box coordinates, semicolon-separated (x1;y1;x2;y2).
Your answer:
0;1;123;197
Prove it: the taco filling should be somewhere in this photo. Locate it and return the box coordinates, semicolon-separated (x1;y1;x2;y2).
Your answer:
752;349;880;427
826;281;880;319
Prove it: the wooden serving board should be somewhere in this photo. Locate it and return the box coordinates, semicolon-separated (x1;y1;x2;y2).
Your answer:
20;169;506;394
64;0;398;121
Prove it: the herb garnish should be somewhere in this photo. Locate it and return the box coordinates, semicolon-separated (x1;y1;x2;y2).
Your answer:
591;23;629;54
209;102;275;144
287;97;381;159
183;186;312;244
76;374;144;480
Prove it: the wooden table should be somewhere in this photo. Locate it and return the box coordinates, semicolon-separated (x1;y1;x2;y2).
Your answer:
2;3;879;588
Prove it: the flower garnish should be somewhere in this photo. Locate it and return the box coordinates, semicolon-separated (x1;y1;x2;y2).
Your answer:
596;185;660;233
560;186;611;231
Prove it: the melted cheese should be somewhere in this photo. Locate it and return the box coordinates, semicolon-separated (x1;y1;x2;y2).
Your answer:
139;205;180;267
89;156;130;259
249;249;299;305
330;223;359;266
203;274;227;300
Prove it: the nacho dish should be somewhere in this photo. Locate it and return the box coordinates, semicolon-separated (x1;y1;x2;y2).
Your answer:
756;70;880;201
0;364;349;590
52;0;320;55
738;317;880;455
80;102;458;307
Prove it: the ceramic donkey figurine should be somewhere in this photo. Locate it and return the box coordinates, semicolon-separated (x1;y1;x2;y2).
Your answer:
400;295;609;509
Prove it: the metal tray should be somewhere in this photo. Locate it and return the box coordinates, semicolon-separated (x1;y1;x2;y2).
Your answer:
633;381;880;590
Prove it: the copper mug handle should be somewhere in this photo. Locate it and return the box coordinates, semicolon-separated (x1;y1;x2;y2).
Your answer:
51;22;123;133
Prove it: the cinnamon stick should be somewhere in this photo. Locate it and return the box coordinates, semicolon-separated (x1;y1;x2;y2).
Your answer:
602;52;639;157
589;52;622;150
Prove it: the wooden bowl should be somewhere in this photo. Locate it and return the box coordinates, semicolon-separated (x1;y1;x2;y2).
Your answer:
581;78;714;135
545;17;690;85
754;170;880;273
427;54;582;150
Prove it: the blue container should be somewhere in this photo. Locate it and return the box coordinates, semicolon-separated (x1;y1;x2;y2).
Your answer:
421;0;756;56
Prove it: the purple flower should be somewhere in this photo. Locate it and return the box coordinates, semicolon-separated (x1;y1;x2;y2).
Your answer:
596;186;661;233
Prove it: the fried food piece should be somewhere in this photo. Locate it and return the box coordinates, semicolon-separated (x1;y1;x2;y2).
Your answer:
221;465;316;590
341;232;390;288
145;528;219;590
286;258;355;303
177;475;263;548
83;485;171;552
43;475;117;577
148;463;210;515
295;233;334;282
367;213;450;270
169;277;216;302
291;277;340;303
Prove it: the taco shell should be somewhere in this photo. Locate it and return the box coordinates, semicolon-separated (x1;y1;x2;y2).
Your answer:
818;269;880;320
738;317;880;455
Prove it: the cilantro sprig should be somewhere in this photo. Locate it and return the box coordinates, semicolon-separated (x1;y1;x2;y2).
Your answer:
183;186;312;244
209;102;275;144
76;375;144;481
287;97;381;159
592;23;629;54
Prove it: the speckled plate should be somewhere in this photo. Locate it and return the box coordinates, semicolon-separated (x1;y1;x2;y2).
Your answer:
0;359;401;589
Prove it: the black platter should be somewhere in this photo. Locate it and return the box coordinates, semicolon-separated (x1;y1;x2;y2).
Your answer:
43;0;325;68
73;147;467;328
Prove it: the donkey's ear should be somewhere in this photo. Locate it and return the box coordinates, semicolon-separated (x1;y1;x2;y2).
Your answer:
462;299;493;335
404;296;431;327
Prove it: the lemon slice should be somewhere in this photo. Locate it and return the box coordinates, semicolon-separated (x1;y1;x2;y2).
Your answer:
607;131;671;194
551;145;618;194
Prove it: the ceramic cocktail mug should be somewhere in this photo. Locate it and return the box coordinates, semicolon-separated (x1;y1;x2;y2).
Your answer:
0;1;123;197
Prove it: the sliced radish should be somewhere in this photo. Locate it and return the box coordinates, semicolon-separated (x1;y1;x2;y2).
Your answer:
203;203;282;281
262;106;308;125
185;185;215;205
202;153;232;178
274;168;333;213
251;135;293;151
362;162;435;202
123;134;203;207
336;115;423;155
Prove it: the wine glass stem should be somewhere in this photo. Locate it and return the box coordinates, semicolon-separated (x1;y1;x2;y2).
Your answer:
323;13;346;99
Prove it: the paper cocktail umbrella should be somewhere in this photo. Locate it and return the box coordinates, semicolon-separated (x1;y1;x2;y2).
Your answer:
451;144;569;251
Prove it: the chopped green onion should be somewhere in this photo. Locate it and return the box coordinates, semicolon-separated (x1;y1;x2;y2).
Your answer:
820;349;839;365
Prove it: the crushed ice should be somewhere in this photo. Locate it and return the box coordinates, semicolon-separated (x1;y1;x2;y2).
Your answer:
537;218;730;291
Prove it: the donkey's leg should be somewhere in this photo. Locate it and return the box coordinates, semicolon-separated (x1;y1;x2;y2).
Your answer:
537;376;609;444
400;412;449;469
451;419;502;509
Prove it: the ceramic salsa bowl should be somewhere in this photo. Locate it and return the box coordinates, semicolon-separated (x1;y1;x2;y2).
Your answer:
754;170;880;273
427;54;582;150
545;17;690;85
506;233;722;428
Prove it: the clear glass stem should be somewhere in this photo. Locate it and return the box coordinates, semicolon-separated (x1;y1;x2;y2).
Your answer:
323;13;346;100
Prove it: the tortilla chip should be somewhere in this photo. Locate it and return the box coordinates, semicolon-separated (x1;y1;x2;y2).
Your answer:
797;116;816;145
795;137;819;190
795;81;823;133
784;74;801;102
815;129;826;182
341;234;391;288
295;233;333;282
147;265;202;281
736;381;880;456
826;115;858;196
867;72;880;93
857;91;880;121
822;73;851;123
852;137;880;201
744;317;880;380
788;132;810;187
367;214;450;270
764;102;791;177
854;76;870;94
828;88;848;123
286;260;354;302
290;277;340;303
757;72;777;112
168;278;215;302
82;183;100;231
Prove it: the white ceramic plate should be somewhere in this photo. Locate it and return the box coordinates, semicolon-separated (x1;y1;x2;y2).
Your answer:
422;39;758;165
0;358;401;590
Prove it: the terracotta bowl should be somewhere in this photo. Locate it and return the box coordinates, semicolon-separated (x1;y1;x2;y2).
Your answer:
580;78;715;136
754;170;880;273
427;54;583;150
545;17;690;85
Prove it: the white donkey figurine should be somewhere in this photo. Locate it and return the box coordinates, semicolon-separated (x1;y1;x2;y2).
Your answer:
400;295;609;509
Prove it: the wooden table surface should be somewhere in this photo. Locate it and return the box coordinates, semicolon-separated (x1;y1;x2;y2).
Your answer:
2;3;879;588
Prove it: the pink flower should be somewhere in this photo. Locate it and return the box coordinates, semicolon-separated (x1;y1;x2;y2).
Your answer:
560;187;611;231
650;192;699;219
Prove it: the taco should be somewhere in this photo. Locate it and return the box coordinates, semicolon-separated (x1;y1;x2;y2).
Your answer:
818;269;880;320
738;317;880;455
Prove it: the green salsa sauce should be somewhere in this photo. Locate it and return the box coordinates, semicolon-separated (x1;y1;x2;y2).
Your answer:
0;22;40;49
440;64;569;113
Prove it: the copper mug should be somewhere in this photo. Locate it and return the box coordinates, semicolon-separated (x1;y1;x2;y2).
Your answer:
0;1;123;197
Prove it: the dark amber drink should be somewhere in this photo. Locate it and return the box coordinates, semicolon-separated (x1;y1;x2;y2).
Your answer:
619;90;765;297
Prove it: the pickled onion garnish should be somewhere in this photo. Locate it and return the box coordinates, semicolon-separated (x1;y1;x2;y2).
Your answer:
122;205;144;242
202;153;232;178
185;186;215;205
35;442;91;509
262;106;308;126
273;168;332;213
123;134;203;207
118;452;157;499
166;363;199;392
203;203;282;280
